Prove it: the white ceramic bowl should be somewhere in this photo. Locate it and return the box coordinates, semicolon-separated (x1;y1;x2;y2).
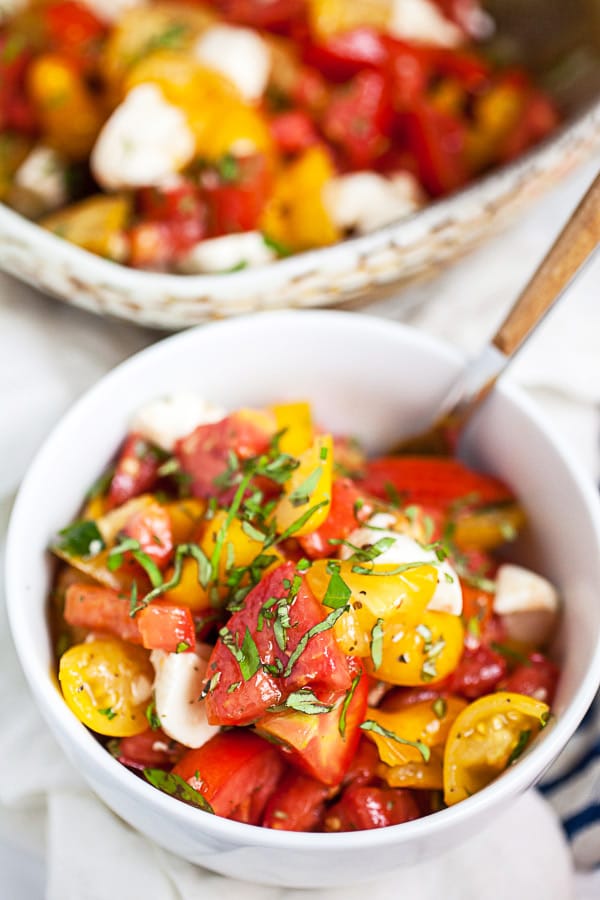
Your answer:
6;311;600;888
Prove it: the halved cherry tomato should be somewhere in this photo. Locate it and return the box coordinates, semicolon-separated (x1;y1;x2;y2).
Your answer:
501;653;559;705
205;562;352;726
116;727;183;771
369;610;465;686
447;644;507;699
256;657;368;785
322;69;393;168
270;110;319;155
342;737;380;786
443;691;550;805
324;784;420;831
137;600;196;653
172;730;284;823
175;413;272;500
262;770;331;831
123;500;174;568
64;582;142;644
298;478;370;559
59;638;153;736
107;434;162;509
358;457;513;512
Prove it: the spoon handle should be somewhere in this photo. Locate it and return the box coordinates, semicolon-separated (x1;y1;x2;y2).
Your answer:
492;170;600;357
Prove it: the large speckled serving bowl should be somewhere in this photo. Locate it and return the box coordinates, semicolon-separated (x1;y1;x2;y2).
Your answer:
6;311;600;888
1;1;600;328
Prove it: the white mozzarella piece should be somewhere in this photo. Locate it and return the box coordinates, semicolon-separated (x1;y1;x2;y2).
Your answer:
390;0;464;47
493;564;559;645
91;84;195;191
323;171;423;235
151;649;219;749
80;0;147;23
341;521;462;616
131;393;226;453
194;24;271;102
177;231;275;274
14;145;68;214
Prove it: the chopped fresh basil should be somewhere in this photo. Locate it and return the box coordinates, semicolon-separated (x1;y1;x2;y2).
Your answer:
288;466;323;508
98;707;117;720
322;563;352;610
506;729;532;766
56;520;105;558
370;618;384;671
283;606;348;677
219;626;261;682
144;769;214;813
176;641;190;653
270;688;333;716
360;720;431;763
339;675;361;739
145;700;161;731
432;698;447;719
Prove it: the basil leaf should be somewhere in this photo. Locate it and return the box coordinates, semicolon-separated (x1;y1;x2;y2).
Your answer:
288;466;323;508
56;521;105;558
506;729;532;767
144;769;214;813
338;674;361;739
360;720;431;763
271;688;333;716
323;564;352;610
370;618;384;671
284;606;348;677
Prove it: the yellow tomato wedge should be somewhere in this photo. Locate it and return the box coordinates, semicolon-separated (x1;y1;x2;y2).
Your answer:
443;691;550;806
307;0;391;37
371;610;464;685
274;434;333;537
163;498;206;545
41;195;131;262
365;697;468;789
272;401;314;457
59;639;153;737
452;503;526;551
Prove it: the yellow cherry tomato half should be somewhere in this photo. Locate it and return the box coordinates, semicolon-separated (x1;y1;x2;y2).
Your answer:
59;639;154;737
274;434;333;537
368;610;464;686
443;691;550;806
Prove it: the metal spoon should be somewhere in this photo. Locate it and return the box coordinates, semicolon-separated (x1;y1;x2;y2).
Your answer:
395;170;600;455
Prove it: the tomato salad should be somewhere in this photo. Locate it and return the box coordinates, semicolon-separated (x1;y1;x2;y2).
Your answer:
51;398;560;831
1;1;558;274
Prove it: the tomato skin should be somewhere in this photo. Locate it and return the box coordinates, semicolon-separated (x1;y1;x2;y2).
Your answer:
116;728;183;771
270;110;319;155
130;183;207;269
44;1;106;70
380;686;448;712
202;154;272;235
214;0;305;30
499;89;558;163
255;657;368;786
398;103;469;197
358;456;513;512
502;653;559;705
322;70;393;169
304;28;389;82
447;644;507;699
172;731;284;823
262;770;331;831
123;500;174;568
175;413;271;501
342;737;380;787
137;601;196;653
107;434;161;509
325;784;420;831
205;562;353;727
0;34;38;134
64;582;142;644
298;478;370;559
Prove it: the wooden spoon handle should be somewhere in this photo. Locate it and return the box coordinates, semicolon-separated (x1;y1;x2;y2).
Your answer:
493;171;600;357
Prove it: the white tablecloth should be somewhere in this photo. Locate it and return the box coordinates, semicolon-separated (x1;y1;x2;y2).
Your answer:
0;157;599;900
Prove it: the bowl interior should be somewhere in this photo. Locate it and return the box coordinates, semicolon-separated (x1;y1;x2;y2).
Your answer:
6;311;600;883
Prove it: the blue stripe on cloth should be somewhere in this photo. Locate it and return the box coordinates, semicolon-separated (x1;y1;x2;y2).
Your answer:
539;737;600;794
563;803;600;841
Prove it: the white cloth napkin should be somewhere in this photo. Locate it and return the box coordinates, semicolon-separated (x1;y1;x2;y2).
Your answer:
0;157;599;899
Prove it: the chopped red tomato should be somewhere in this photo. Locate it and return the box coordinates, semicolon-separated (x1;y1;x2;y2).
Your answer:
304;28;389;82
446;644;507;699
380;685;448;712
0;33;37;134
298;478;371;559
175;413;271;500
137;601;196;653
502;653;559;705
322;70;393;169
499;89;559;163
214;0;305;30
342;737;380;786
270;110;319;155
202;154;272;235
172;730;284;823
123;500;174;569
255;657;368;786
44;1;106;71
107;434;161;509
291;66;330;114
116;728;183;771
398;103;468;197
325;784;420;831
205;562;353;727
64;583;142;644
432;47;490;91
130;183;207;269
358;456;513;512
262;770;331;831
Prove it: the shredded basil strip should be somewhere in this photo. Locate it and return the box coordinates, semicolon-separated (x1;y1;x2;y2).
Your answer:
506;729;532;766
322;563;352;610
219;625;261;681
339;675;361;739
270;499;330;545
287;466;323;508
269;688;333;716
283;606;348;677
351;561;427;577
370;619;385;670
55;520;105;558
143;769;214;813
360;720;431;763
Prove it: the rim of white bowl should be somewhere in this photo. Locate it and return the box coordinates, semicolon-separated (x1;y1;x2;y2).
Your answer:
6;310;600;851
0;99;599;307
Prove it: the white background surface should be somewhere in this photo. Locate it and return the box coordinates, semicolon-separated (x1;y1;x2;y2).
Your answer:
0;155;598;899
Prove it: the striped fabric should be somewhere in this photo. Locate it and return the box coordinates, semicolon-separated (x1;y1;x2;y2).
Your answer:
541;693;600;872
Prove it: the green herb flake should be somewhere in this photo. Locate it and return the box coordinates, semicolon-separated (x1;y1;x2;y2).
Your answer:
323;565;352;610
432;698;447;719
55;520;105;558
145;700;161;731
219;626;261;682
98;707;117;720
270;688;333;716
338;674;361;739
288;466;323;508
144;769;214;813
284;606;348;677
506;729;532;766
360;720;431;763
227;681;241;694
176;641;190;653
370;618;384;671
